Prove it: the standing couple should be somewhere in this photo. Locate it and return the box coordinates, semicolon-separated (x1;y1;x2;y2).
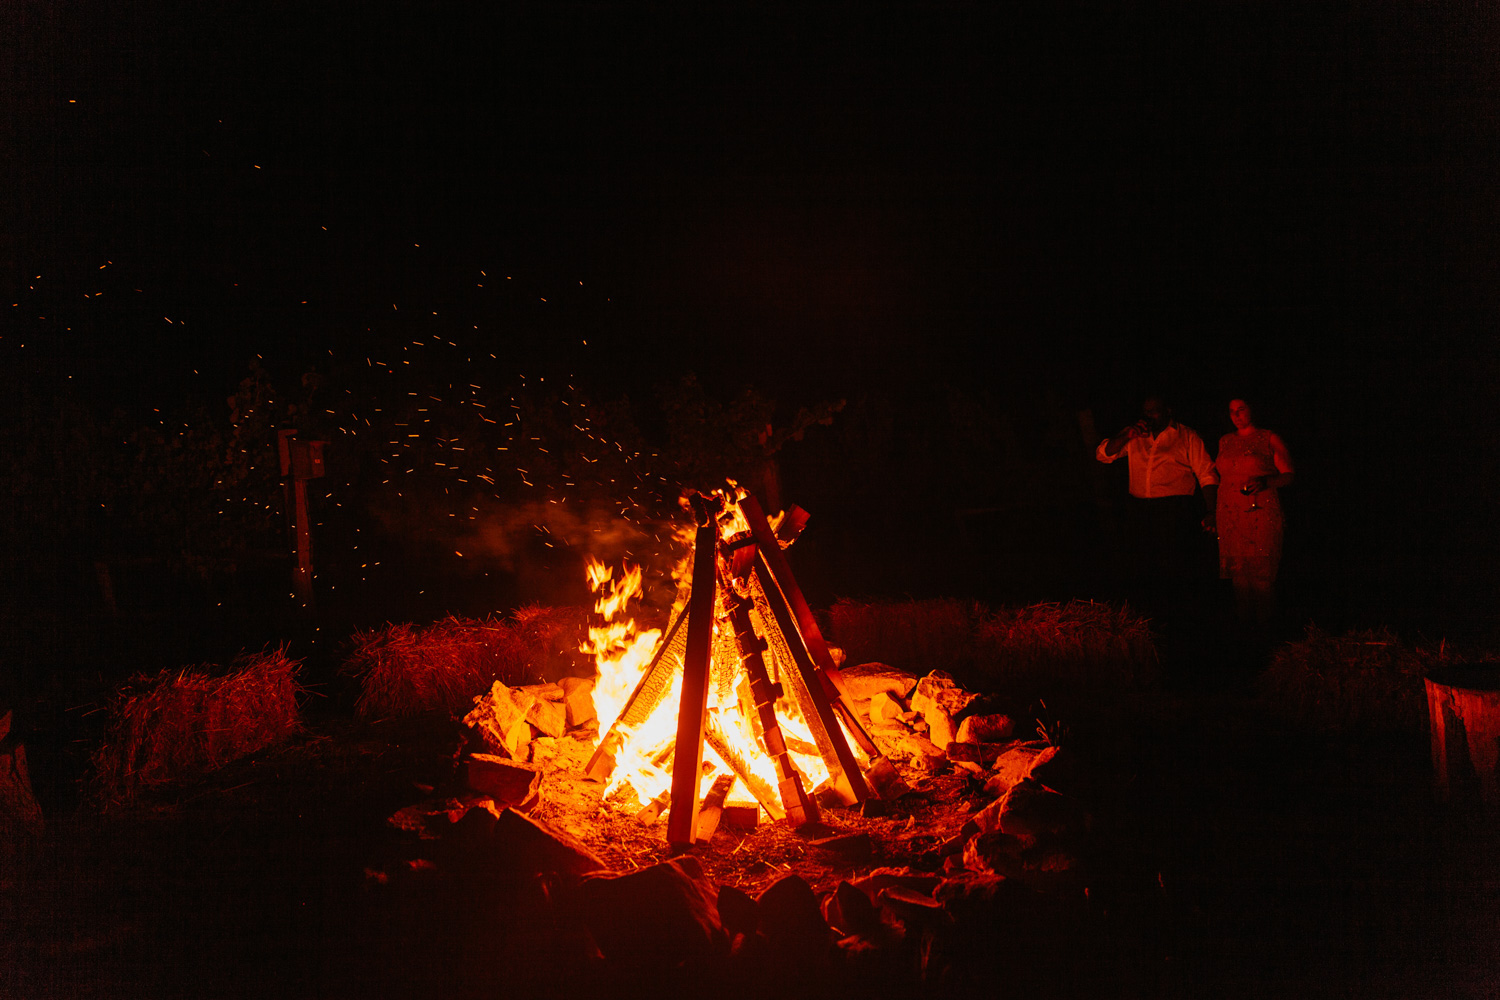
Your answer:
1097;395;1295;627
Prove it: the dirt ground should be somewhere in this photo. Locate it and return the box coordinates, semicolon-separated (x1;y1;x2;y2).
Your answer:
3;679;1499;999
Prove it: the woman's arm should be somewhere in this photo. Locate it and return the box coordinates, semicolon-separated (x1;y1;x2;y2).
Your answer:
1249;433;1295;492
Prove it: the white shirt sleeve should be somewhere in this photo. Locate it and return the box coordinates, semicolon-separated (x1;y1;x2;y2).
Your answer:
1185;431;1219;487
1095;437;1123;463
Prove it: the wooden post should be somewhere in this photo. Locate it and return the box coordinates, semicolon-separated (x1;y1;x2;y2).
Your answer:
727;589;817;828
666;498;719;846
739;494;871;802
277;430;326;611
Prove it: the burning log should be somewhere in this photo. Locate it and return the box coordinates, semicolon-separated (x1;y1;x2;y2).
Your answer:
703;713;784;820
585;607;688;783
666;495;721;846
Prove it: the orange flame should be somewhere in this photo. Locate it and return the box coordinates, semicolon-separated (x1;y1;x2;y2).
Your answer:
584;491;834;816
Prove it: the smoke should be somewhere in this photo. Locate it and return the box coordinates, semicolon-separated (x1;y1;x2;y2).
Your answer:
367;489;688;610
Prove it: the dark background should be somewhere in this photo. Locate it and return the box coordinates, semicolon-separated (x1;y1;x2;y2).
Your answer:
4;1;1499;667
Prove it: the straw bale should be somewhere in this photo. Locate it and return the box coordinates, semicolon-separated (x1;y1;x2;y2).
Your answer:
826;598;1157;698
1258;625;1448;733
91;646;302;805
344;609;582;720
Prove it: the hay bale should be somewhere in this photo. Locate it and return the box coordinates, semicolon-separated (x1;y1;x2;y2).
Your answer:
827;598;983;677
826;598;1157;699
91;646;302;805
344;608;584;720
1258;626;1449;733
971;601;1159;696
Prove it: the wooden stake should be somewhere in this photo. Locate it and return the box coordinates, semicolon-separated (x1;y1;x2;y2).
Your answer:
666;499;719;846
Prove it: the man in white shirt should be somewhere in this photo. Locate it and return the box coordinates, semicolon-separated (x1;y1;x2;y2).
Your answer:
1096;396;1219;614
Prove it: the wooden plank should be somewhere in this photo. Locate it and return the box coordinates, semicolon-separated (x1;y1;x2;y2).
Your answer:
741;493;912;797
727;589;817;828
741;496;870;803
665;506;719;846
694;773;736;841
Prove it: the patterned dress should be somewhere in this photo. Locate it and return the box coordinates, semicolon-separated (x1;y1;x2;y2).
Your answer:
1215;429;1286;585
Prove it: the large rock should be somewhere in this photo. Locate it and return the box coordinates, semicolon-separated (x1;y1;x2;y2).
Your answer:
579;856;727;967
867;691;905;724
1027;745;1085;798
465;754;541;810
993;777;1087;839
910;672;979;750
757;873;833;957
838;663;919;702
492;807;608;879
961;831;1028;876
559;676;598;734
985;744;1046;797
388;794;497;838
956;713;1015;744
464;681;536;758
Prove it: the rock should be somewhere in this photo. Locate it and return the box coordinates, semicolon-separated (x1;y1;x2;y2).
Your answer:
717;884;760;938
985;744;1046;797
559;676;598;732
946;742;1004;772
911;671;980;716
464;681;536;759
910;672;977;751
839;663;919;702
1027;745;1085;798
848;868;943;903
899;733;946;761
825;880;884;938
877;885;951;926
465;754;541;810
579;856;727;967
388;794;498;838
919;705;956;752
492;806;608;879
956;713;1015;744
994;777;1087;839
860;797;889;819
808;832;874;863
935;872;1037;920
526;698;567;739
868;691;905;723
757;874;832;955
962;831;1029;875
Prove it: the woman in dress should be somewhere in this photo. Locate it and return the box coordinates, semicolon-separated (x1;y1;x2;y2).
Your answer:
1215;399;1295;626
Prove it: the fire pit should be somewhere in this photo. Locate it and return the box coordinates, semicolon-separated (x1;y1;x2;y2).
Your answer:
385;488;1099;989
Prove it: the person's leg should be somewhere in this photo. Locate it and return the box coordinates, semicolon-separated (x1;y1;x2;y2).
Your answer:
1232;576;1254;625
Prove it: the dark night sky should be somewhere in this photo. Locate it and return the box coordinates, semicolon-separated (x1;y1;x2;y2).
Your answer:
5;2;1500;625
